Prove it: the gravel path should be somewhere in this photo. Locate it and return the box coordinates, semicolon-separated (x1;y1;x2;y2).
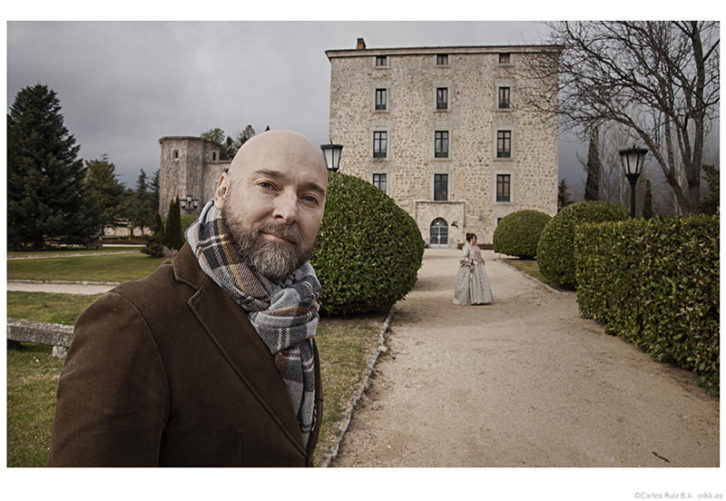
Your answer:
331;248;719;467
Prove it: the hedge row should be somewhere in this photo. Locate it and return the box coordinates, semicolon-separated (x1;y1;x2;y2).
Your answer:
538;202;629;289
575;215;719;394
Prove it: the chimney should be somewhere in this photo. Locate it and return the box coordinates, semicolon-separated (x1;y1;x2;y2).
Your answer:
356;37;366;50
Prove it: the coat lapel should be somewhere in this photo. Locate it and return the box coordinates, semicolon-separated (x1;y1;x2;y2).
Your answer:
173;244;306;456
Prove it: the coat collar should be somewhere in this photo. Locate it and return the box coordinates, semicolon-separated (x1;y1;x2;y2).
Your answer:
172;243;307;456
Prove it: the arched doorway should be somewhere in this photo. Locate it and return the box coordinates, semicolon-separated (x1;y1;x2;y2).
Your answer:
430;218;448;247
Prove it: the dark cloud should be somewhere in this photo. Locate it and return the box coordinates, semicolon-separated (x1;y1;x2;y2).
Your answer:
9;21;577;188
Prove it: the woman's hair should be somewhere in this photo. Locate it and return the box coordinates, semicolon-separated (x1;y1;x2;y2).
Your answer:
465;233;477;243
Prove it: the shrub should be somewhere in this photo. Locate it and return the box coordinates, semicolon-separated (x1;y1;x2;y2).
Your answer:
165;197;184;250
537;201;628;289
311;172;425;316
492;209;551;258
575;216;719;394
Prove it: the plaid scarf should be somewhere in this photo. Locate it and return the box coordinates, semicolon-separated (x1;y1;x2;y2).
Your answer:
186;201;320;448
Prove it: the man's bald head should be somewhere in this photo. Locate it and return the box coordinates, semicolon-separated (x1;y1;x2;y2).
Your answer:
212;129;328;280
227;129;327;184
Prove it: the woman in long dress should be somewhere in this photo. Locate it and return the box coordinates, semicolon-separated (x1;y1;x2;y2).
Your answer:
453;233;493;305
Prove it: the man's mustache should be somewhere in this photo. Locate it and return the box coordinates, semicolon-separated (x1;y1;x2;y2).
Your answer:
253;223;301;248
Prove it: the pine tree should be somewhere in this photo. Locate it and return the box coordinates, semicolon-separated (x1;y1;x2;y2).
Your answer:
129;168;154;234
558;179;573;211
642;180;655;219
584;126;601;201
85;155;126;231
165;197;184;250
7;84;97;248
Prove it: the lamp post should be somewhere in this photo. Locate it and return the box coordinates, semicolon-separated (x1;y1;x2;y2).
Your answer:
619;145;648;217
320;144;343;172
180;194;199;214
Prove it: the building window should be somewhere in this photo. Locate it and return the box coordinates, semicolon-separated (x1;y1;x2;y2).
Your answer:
499;53;511;65
375;55;388;67
436;54;448;65
436;87;448;110
212;152;217;161
434;131;449;158
373;131;387;158
375;88;387;110
498;87;511;109
434;173;448;201
373;173;387;193
497;174;511;202
173;149;179;159
497;130;512;158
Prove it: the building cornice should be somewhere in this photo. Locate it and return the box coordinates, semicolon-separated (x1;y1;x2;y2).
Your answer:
158;136;221;145
326;44;563;59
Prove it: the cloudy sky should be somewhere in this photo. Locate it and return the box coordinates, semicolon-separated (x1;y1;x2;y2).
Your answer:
7;20;590;189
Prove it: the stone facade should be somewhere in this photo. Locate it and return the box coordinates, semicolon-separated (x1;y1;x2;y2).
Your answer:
326;40;561;246
158;136;229;217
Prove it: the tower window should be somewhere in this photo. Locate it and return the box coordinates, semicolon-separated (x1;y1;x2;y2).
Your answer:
497;130;512;158
375;88;387;110
436;87;448;110
434;174;448;201
373;131;387;158
497;174;511;202
434;131;449;158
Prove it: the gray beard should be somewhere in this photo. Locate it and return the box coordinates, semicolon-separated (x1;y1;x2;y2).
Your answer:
222;208;312;281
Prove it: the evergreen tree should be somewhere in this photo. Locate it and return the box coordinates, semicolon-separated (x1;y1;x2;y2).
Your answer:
165;197;184;250
584;126;601;201
558;179;573;211
7;84;97;248
643;180;655;219
237;124;256;148
128;168;155;234
700;165;719;215
150;169;160;214
85;155;126;232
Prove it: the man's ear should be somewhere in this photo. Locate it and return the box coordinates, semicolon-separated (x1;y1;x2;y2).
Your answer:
214;173;230;209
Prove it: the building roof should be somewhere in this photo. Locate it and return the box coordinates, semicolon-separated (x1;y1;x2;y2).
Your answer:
326;42;563;59
158;136;221;145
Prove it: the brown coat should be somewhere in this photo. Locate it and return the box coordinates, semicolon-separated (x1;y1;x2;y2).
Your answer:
48;243;322;466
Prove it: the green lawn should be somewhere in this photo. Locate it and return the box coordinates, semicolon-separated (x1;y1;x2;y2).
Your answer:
7;246;140;257
7;253;164;282
7;292;101;325
501;258;573;292
7;344;65;467
6;289;383;467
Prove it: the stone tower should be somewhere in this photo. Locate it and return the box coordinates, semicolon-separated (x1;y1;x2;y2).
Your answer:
158;136;229;218
326;39;561;247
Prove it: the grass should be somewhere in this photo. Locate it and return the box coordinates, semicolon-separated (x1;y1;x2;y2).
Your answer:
501;258;573;292
6;295;383;467
7;343;65;467
7;253;164;283
7;246;140;257
313;316;382;465
7;292;101;325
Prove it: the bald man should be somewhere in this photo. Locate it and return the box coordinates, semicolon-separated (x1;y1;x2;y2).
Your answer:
48;130;329;466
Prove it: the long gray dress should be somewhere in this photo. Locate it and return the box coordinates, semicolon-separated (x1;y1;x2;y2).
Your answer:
453;243;493;305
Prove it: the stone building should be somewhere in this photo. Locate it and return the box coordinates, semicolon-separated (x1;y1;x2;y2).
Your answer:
158;136;229;218
326;38;561;246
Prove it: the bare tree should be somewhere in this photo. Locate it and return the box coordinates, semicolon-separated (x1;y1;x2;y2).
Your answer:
538;21;719;215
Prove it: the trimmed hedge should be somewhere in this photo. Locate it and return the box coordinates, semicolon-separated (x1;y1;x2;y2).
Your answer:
493;209;551;259
575;216;719;394
537;201;629;289
311;172;425;316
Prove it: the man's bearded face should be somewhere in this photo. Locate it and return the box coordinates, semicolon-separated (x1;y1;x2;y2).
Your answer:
222;204;314;281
